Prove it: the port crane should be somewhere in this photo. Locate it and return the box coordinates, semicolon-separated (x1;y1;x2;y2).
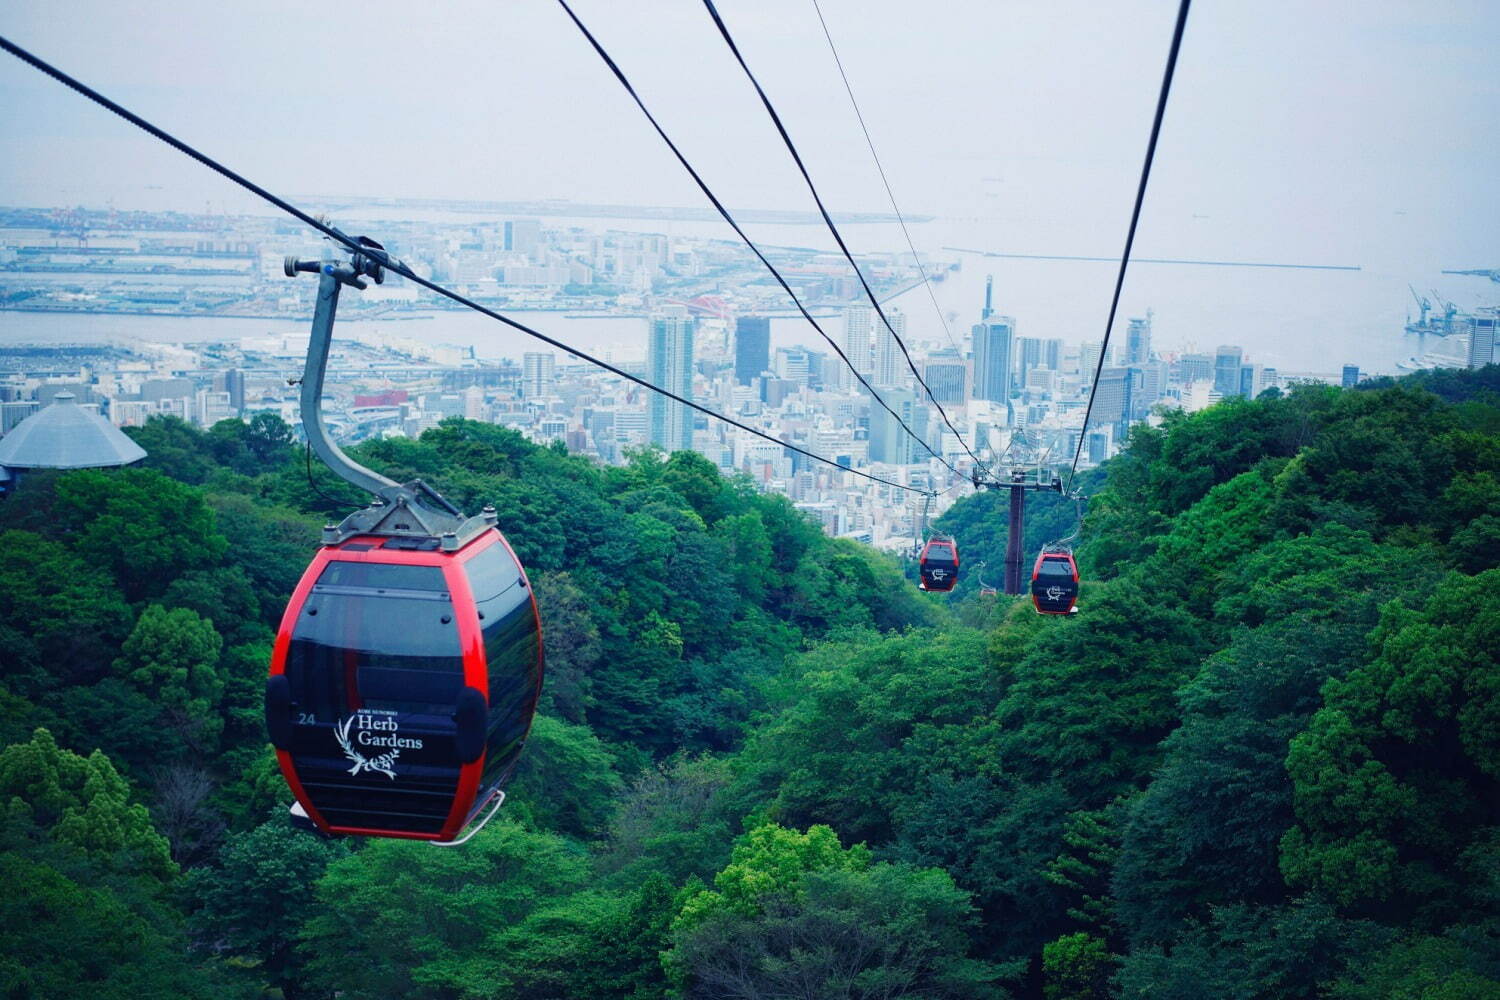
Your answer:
1408;285;1431;326
1431;290;1460;328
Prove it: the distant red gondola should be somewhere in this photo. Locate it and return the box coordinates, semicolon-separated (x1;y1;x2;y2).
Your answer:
1030;549;1080;615
266;529;541;841
918;536;960;592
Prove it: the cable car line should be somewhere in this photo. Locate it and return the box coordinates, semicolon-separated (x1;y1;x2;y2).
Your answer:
808;0;964;359
552;1;962;481
698;0;990;477
1066;0;1192;492
0;35;929;497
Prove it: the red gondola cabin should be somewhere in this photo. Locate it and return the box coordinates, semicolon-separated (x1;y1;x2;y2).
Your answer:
918;537;960;592
265;528;542;841
1030;549;1080;615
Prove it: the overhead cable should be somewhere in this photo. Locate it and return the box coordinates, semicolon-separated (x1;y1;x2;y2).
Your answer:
808;0;963;359
0;34;929;496
699;0;990;477
1067;0;1192;490
552;0;964;479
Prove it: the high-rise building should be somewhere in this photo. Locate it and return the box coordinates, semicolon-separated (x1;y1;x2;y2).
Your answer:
734;316;770;385
1179;353;1214;385
1123;313;1153;366
1043;338;1063;372
923;352;968;405
1080;340;1111;380
1341;364;1360;388
224;369;245;414
1135;360;1168;417
1214;345;1245;397
1239;364;1261;400
873;308;907;389
523;352;555;399
1469;310;1497;369
972;316;1015;407
1092;367;1138;430
868;388;927;465
463;385;486;421
648;308;695;452
774;347;811;384
1016;337;1044;381
843;305;874;378
503;219;541;259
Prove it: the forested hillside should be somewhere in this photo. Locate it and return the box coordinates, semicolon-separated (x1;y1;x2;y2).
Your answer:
3;368;1498;999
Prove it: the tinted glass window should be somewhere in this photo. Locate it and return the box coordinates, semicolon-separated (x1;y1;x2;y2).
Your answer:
285;562;463;720
1039;558;1074;577
315;560;450;592
464;541;541;789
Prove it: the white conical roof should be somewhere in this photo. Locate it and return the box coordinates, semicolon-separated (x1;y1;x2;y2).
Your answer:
0;392;147;469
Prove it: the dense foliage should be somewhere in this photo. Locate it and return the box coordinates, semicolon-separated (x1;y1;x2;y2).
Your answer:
2;367;1498;998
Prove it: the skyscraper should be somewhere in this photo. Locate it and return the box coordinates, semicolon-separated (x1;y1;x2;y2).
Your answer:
1123;313;1152;366
1239;364;1261;399
503;219;541;258
1092;367;1139;431
1043;338;1063;371
648;308;695;452
1080;341;1111;380
1179;353;1214;385
222;367;243;413
873;308;907;389
734;316;770;385
1341;364;1360;388
972;316;1015;407
1469;311;1497;369
868;388;928;465
522;352;555;399
923;351;968;405
1214;345;1244;397
843;305;874;378
1016;337;1044;382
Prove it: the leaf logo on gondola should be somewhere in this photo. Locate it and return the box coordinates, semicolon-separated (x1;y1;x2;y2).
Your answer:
1046;585;1065;601
335;716;400;780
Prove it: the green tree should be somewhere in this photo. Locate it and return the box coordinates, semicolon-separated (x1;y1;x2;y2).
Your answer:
1327;933;1500;999
671;863;1007;1000
0;528;133;696
1116;901;1385;1000
1043;932;1114;1000
599;753;737;888
0;852;251;1000
675;823;872;928
531;571;602;723
1281;570;1500;914
126;414;220;484
53;467;228;601
1043;806;1122;934
0;727;174;880
114;604;225;754
188;817;350;998
298;820;590;999
507;715;622;839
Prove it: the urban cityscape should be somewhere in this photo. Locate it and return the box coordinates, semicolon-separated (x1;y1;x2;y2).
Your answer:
2;203;1496;551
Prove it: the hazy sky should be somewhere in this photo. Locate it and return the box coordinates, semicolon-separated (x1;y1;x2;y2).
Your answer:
2;1;1497;272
